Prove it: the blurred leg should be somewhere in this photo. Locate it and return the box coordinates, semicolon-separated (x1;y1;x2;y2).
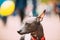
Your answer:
32;0;38;16
2;16;7;25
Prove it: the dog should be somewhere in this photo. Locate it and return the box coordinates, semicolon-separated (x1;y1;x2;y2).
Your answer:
17;17;45;40
17;10;46;40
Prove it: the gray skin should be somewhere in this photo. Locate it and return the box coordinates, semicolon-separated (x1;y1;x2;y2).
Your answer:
17;17;44;40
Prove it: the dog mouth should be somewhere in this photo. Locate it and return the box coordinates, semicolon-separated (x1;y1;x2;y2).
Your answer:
17;31;30;35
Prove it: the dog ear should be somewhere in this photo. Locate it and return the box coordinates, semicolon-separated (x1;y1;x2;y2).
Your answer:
36;10;46;22
37;10;46;19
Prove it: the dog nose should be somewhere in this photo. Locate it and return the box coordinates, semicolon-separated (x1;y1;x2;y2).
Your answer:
17;30;22;34
17;31;20;34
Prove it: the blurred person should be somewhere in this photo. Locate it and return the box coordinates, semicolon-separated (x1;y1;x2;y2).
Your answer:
32;0;38;16
55;3;60;17
15;0;27;22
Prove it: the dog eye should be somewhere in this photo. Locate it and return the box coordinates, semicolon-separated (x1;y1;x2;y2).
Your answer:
25;23;29;25
25;23;31;25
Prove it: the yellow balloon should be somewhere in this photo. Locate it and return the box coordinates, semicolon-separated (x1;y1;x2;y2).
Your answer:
0;1;15;16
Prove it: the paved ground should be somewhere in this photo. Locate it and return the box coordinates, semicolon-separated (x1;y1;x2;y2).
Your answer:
41;13;60;40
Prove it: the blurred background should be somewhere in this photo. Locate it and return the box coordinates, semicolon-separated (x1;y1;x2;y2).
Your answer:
0;0;60;40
